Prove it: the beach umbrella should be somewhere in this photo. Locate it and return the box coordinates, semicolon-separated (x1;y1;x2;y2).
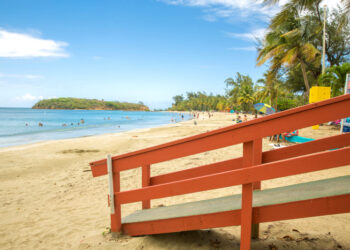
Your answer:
254;103;276;115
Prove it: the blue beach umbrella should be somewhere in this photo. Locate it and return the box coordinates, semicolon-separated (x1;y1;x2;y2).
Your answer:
254;103;276;115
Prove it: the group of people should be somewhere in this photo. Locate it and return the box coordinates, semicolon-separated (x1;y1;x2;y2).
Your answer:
269;130;299;143
62;119;85;127
233;112;299;144
235;114;248;123
26;118;86;127
190;111;214;120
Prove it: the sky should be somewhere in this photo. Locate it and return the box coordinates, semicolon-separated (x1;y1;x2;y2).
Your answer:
0;0;342;109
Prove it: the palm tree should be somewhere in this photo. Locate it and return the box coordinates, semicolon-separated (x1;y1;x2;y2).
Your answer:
256;71;288;109
345;0;350;14
225;73;254;105
265;0;350;15
257;3;320;97
319;62;350;97
238;84;254;112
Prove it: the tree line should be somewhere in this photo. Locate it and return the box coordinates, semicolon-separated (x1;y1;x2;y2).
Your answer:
33;97;150;111
170;1;350;112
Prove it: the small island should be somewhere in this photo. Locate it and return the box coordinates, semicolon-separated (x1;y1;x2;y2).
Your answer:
32;97;150;111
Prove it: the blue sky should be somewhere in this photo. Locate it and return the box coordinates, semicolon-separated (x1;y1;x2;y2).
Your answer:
0;0;339;109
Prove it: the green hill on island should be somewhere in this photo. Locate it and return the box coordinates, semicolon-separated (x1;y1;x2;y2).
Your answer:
32;98;150;111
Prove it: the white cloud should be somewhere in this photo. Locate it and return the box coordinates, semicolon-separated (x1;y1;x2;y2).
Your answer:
228;46;256;51
162;0;342;22
162;0;280;20
16;93;44;101
0;29;69;58
0;72;43;79
24;74;43;79
226;28;266;41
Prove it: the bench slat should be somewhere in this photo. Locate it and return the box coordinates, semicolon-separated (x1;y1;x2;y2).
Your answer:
122;175;350;224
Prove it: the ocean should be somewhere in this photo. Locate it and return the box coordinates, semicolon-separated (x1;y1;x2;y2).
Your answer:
0;108;190;148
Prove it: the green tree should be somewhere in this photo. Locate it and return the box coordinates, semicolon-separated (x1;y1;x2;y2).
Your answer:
318;62;350;97
172;95;184;106
238;84;254;112
257;3;321;97
225;73;254;105
256;71;287;109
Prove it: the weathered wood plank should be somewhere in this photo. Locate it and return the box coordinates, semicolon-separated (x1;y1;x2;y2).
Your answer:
122;175;350;224
122;194;350;236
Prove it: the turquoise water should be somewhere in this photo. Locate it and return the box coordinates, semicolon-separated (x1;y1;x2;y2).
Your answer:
0;108;190;147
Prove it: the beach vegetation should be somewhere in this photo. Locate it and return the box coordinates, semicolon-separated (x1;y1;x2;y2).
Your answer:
170;1;349;113
32;97;150;111
318;62;350;97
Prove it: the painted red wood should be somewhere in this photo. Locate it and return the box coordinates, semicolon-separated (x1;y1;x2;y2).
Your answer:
241;141;254;249
252;138;262;239
254;194;350;223
123;210;241;236
149;133;350;186
122;194;350;236
116;147;350;204
262;132;350;163
90;95;350;176
252;139;262;190
111;170;121;232
150;158;242;185
142;164;150;209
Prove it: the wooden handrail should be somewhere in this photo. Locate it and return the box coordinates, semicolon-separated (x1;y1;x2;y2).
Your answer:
150;133;350;185
90;95;350;176
115;147;350;204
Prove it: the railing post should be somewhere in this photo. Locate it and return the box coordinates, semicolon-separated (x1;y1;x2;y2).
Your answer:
240;141;254;250
252;138;262;239
142;164;151;209
107;154;121;233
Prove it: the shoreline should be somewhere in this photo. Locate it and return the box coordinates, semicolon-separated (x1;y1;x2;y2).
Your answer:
0;119;188;153
0;111;349;249
0;110;193;150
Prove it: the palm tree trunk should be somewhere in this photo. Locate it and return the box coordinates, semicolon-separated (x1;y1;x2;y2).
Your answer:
300;60;310;98
275;93;278;110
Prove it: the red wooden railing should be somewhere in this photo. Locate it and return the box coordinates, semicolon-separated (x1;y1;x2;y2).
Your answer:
90;94;350;249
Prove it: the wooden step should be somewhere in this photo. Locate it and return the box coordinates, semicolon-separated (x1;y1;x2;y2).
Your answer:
122;175;350;225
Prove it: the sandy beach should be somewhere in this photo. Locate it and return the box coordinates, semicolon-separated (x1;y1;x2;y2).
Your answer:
0;112;349;250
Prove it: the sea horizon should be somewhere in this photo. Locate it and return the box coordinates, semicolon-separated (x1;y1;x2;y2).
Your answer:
0;108;191;148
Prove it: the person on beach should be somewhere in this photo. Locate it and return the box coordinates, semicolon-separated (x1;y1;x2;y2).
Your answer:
269;134;281;142
281;130;298;142
243;115;248;122
38;122;43;127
